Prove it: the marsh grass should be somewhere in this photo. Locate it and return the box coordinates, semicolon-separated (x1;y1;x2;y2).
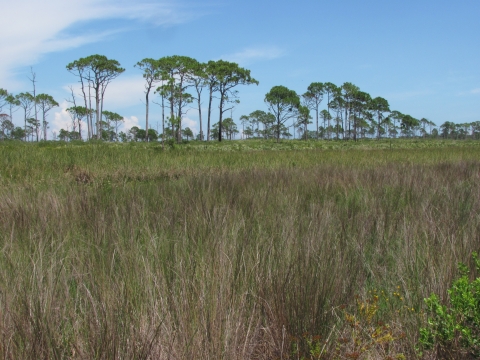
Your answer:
0;140;479;359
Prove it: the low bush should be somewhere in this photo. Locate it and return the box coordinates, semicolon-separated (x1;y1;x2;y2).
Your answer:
419;253;480;359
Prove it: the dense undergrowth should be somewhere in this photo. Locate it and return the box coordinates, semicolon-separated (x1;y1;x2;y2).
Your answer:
0;139;479;359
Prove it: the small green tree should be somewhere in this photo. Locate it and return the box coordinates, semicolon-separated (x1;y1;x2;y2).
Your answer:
6;94;20;122
296;105;312;140
67;106;91;141
36;94;59;141
239;114;249;139
58;129;70;141
401;115;420;137
302;82;324;140
26;117;40;141
147;129;158;141
129;126;140;141
389;111;404;139
191;62;207;141
11;127;26;140
157;56;199;142
440;121;456;139
182;127;193;141
16;92;35;141
135;58;161;142
208;60;258;141
102;110;124;141
323;82;339;127
221;117;238;140
66;55;125;139
370;96;390;140
117;131;127;142
340;82;360;140
265;85;300;142
320;109;332;139
247;110;275;139
0;114;14;140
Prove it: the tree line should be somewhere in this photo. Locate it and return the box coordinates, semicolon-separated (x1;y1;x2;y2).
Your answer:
0;70;59;141
1;55;479;142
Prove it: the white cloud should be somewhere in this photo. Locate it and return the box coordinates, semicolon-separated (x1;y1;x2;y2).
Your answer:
0;0;201;90
220;46;286;65
102;76;148;110
471;88;480;94
181;116;198;135
121;116;139;132
51;101;83;138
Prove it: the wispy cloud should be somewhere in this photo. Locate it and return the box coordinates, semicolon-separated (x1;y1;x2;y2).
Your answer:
220;46;286;65
0;0;202;90
385;89;433;101
457;88;480;96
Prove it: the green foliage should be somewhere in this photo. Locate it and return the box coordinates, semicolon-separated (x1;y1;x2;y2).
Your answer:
206;59;258;141
244;110;276;139
16;92;35;113
296;105;312;140
419;252;480;357
66;54;125;76
10;126;25;140
0;114;14;140
401;115;420;136
36;93;58;108
147;128;158;141
182;127;193;140
66;54;124;140
0;88;8;111
58;128;80;141
118;131;128;142
66;105;90;119
135;58;161;82
265;85;301;141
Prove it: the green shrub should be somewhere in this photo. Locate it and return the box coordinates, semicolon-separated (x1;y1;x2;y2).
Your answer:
419;252;480;358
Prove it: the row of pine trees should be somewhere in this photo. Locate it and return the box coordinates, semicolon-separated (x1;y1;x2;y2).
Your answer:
1;55;478;142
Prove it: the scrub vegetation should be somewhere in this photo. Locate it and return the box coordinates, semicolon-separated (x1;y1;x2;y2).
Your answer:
0;139;479;359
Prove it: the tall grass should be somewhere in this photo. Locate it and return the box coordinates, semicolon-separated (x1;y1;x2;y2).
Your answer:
0;141;479;358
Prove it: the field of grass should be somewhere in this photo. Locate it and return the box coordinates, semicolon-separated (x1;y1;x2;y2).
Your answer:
0;139;479;359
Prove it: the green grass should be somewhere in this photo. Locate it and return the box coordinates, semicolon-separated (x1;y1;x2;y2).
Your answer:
0;139;479;359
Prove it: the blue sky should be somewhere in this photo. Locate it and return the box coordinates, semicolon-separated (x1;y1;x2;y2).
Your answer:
1;0;479;137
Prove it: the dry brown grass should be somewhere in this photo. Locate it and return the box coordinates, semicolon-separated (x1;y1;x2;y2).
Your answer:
0;142;479;359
